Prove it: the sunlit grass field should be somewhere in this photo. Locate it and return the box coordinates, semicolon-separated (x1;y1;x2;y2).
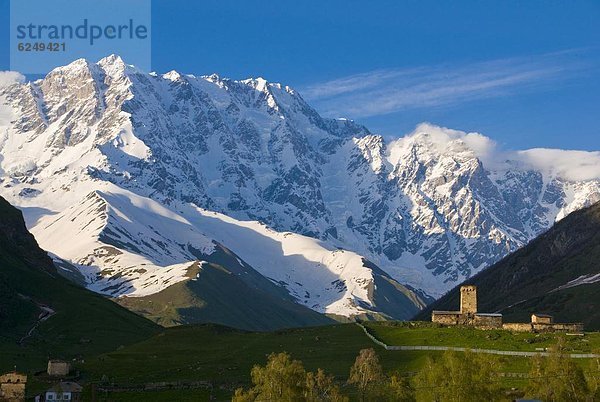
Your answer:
7;320;597;400
363;321;600;352
73;322;600;400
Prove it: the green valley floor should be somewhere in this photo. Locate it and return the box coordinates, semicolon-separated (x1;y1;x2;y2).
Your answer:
6;321;595;401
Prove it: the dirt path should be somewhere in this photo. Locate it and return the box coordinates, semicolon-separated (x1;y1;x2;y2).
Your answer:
17;293;56;345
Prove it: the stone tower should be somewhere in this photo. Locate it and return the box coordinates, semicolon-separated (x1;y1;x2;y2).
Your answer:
460;285;477;314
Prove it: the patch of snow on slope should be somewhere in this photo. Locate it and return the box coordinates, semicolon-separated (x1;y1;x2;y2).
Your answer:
110;118;152;160
31;187;214;297
29;184;377;317
180;204;375;316
554;273;600;292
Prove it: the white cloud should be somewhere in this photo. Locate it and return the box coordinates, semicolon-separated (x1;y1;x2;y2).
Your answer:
387;123;497;165
0;71;25;88
301;50;592;119
516;149;600;182
301;67;427;99
412;123;497;158
388;123;600;182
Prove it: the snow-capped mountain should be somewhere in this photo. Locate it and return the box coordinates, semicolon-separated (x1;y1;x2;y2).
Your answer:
31;185;422;319
0;55;599;320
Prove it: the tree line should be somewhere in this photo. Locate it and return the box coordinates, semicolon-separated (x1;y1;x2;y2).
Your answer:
233;340;600;401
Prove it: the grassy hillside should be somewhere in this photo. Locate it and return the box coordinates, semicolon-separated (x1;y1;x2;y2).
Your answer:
79;322;599;401
0;196;159;373
363;321;600;352
415;201;600;330
81;324;378;385
118;257;334;330
82;322;599;384
79;323;448;401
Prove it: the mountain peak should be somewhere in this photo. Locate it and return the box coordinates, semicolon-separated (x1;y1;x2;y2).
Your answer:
99;54;125;67
240;76;270;92
97;54;135;78
163;70;183;81
47;57;92;76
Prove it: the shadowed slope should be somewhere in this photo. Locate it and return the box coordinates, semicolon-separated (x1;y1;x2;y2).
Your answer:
415;201;600;330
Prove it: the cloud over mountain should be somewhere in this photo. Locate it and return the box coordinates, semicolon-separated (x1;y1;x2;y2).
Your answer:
394;123;600;183
0;71;25;88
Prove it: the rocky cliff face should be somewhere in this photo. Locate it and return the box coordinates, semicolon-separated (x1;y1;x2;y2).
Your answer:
0;55;598;317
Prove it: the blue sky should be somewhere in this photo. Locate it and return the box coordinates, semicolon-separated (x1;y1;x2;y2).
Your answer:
1;0;599;150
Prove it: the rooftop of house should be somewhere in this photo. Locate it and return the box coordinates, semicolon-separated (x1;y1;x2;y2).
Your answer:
46;382;82;394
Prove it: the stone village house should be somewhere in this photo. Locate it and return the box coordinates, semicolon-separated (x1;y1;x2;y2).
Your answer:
432;285;584;332
46;361;70;378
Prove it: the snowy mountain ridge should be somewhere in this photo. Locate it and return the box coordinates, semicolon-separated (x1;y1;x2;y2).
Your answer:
0;56;599;320
31;185;403;317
